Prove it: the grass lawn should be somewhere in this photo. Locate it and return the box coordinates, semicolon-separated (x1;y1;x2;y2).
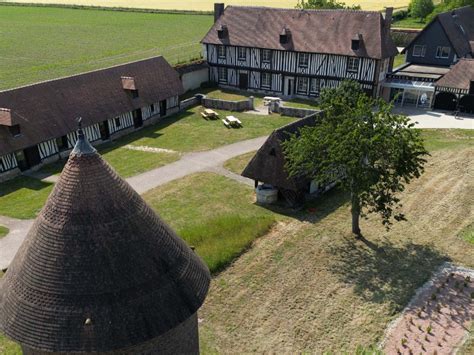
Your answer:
1;0;411;12
420;129;474;152
0;5;212;90
0;225;9;238
393;53;406;68
392;16;427;29
459;223;474;245
200;130;474;352
282;98;320;110
144;172;287;273
224;151;256;175
120;107;297;152
40;142;180;178
0;176;54;219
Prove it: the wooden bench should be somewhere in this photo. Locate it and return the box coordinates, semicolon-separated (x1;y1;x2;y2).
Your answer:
201;112;209;120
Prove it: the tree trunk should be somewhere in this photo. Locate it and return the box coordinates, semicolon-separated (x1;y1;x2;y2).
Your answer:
351;193;361;237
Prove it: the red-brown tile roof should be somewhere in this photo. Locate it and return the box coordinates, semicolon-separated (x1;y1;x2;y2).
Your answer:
0;56;183;156
0;135;210;352
436;58;474;90
201;6;398;59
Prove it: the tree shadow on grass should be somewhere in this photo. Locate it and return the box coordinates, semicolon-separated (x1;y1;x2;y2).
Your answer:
0;176;53;198
328;236;450;314
260;187;350;224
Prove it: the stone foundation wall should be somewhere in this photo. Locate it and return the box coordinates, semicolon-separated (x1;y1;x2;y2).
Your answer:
202;97;254;111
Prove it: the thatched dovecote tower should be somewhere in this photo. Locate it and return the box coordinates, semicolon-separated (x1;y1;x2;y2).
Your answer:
0;128;210;354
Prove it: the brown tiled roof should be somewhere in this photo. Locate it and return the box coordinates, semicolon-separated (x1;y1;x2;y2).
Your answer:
436;58;474;90
201;6;398;59
404;6;474;57
0;133;210;352
242;113;321;191
0;56;184;157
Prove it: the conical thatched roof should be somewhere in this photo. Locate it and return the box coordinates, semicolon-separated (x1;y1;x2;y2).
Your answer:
0;130;210;353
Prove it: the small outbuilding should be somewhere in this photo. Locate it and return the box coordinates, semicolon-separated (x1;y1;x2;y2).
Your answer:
0;128;210;354
242;113;322;207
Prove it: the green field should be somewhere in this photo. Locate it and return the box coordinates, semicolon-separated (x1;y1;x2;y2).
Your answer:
0;5;212;90
1;0;409;11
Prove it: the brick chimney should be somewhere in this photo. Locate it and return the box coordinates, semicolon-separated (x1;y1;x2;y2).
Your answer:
384;7;393;35
214;3;225;23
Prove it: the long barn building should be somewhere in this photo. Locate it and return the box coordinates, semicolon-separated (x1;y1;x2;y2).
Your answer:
0;56;183;181
201;5;398;98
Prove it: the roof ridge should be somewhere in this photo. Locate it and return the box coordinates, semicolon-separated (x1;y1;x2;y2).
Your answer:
225;5;381;14
0;55;165;93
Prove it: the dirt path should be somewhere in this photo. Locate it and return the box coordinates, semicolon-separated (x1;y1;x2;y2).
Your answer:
199;148;474;353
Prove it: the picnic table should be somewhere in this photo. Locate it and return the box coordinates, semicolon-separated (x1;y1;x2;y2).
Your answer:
201;108;219;120
263;96;281;106
222;115;242;128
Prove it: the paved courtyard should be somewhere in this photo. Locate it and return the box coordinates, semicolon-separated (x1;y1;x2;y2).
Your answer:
394;107;474;129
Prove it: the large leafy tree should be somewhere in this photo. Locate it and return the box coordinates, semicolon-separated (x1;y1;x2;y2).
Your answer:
282;81;428;237
410;0;435;21
296;0;361;10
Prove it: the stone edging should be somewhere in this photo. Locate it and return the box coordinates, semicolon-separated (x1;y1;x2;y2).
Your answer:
378;262;474;353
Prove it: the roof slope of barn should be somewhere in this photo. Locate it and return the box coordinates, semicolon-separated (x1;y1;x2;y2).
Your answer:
242;113;321;191
0;56;184;156
201;6;398;59
436;58;474;90
404;6;474;57
0;132;210;353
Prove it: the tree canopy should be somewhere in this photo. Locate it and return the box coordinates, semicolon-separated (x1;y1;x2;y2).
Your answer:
410;0;435;21
296;0;361;10
282;81;428;237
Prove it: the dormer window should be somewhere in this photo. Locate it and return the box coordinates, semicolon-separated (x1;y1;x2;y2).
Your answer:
121;76;139;98
351;34;363;51
8;124;21;137
217;25;228;39
280;28;291;44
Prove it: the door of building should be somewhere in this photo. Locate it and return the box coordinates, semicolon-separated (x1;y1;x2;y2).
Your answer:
239;73;248;90
133;109;143;128
433;92;457;111
160;100;167;117
285;77;294;96
15;146;41;171
99;121;110;140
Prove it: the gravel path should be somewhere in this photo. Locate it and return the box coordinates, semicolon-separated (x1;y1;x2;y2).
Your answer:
0;136;267;269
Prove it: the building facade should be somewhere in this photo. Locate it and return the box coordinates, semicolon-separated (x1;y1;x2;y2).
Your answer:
384;6;473;110
201;5;398;99
0;56;183;181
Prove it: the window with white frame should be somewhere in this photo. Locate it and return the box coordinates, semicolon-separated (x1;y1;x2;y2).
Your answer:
347;57;360;72
412;45;426;57
262;49;271;63
238;47;246;61
310;78;320;93
297;77;308;94
436;46;450;59
218;67;227;82
298;53;310;67
218;45;226;58
261;73;271;88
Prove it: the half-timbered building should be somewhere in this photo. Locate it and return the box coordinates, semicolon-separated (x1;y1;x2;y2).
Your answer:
201;5;398;99
0;56;183;181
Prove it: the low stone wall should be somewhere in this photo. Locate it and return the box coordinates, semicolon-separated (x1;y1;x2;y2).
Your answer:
202;97;254;112
180;96;200;110
275;105;320;118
